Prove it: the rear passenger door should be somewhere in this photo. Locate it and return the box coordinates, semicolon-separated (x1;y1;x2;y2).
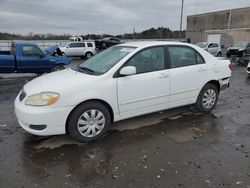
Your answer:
168;46;209;107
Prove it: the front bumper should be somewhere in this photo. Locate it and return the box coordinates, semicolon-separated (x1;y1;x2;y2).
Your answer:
14;94;74;136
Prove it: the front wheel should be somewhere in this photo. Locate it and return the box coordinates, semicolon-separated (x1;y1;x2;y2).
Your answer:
196;83;219;112
67;102;111;142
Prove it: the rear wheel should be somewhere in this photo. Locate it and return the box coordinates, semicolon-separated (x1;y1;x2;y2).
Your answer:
196;83;219;112
85;52;93;59
67;101;111;142
217;52;222;57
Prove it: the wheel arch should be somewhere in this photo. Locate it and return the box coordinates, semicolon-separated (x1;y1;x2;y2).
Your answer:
85;51;93;56
200;80;220;95
65;99;114;133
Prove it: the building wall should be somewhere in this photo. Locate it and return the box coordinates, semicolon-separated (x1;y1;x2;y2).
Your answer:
186;7;250;48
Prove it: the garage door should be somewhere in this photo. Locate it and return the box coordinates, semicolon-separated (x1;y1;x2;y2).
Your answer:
207;34;221;43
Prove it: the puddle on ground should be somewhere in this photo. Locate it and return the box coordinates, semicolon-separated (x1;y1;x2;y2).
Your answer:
31;135;83;150
30;108;218;150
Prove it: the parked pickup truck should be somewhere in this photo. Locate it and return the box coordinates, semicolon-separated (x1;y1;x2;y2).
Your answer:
0;41;71;73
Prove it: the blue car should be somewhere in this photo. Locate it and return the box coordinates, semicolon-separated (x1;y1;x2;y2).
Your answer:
0;41;71;73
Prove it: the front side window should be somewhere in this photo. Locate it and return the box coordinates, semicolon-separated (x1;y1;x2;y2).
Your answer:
125;47;165;74
78;46;136;75
22;46;44;57
169;46;204;68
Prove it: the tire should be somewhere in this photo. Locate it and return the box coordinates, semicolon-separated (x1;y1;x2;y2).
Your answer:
85;52;93;59
196;83;219;112
67;101;111;142
53;64;64;71
62;52;67;57
217;52;222;57
101;42;107;49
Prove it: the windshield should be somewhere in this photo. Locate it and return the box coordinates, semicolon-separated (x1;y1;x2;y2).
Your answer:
233;42;247;48
78;46;136;75
197;42;208;48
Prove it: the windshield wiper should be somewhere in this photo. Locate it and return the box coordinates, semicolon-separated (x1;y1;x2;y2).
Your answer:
78;66;96;75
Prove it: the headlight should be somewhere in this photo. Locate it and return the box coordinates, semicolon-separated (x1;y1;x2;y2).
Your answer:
25;92;60;106
238;48;244;51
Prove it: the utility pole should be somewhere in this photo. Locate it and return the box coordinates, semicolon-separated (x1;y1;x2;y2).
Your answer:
179;0;184;41
133;27;136;39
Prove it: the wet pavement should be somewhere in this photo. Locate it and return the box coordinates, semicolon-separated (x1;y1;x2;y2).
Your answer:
0;63;250;188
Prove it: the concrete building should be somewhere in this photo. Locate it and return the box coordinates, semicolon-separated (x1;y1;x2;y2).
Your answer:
186;7;250;49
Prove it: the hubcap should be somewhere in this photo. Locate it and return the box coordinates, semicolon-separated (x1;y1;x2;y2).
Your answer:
202;89;216;109
86;53;92;59
77;109;105;138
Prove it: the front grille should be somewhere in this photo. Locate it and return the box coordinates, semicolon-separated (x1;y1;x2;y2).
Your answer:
19;89;26;102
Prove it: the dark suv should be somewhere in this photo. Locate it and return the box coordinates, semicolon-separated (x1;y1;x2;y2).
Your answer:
226;42;250;58
95;37;122;49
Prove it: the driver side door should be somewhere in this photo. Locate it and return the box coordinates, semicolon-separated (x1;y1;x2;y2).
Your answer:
117;46;170;118
17;45;54;73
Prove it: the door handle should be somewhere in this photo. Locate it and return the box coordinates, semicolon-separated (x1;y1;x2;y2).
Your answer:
158;73;169;78
198;67;206;72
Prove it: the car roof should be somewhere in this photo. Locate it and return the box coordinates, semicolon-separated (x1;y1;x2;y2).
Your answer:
117;41;195;48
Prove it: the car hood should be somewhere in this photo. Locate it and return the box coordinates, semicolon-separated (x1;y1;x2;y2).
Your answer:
45;45;59;55
23;68;99;95
228;47;243;50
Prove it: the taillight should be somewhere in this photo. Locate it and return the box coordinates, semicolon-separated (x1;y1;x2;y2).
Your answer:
228;63;233;70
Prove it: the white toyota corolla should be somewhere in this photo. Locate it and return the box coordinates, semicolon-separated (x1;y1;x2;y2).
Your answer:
15;42;232;142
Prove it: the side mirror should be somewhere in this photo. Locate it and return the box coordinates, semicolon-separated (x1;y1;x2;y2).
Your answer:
119;66;136;76
66;46;69;48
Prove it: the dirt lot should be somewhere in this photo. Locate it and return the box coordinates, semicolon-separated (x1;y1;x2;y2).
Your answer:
0;63;250;188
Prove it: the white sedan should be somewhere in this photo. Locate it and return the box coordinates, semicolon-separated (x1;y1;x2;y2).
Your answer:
15;41;232;142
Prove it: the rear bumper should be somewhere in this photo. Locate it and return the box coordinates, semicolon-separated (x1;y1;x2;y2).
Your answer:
219;77;230;91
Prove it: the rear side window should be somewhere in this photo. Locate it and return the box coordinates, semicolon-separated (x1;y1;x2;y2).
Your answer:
168;46;205;68
87;43;93;47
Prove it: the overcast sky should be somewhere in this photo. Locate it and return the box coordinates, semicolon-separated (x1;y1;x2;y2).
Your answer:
0;0;249;35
